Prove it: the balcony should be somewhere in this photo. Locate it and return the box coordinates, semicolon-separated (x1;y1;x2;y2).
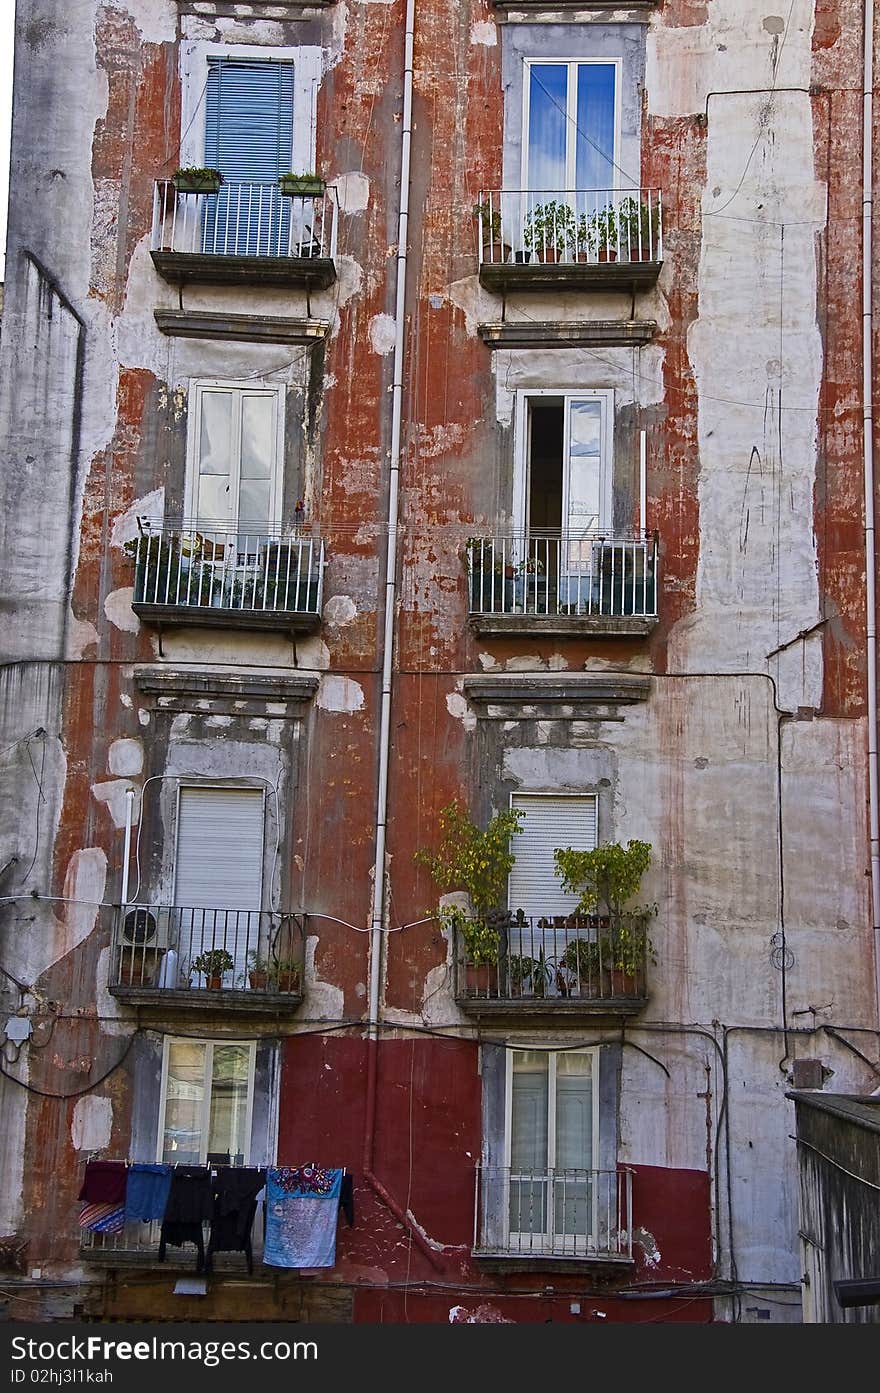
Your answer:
126;522;324;636
477;189;662;293
473;1166;634;1268
466;532;659;638
150;181;337;289
109;905;305;1015
453;913;649;1019
81;1218;264;1273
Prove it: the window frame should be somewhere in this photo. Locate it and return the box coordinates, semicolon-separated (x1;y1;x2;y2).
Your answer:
512;387;614;540
502;1045;601;1246
184;378;286;531
521;57;622;194
506;789;600;919
156;1036;257;1167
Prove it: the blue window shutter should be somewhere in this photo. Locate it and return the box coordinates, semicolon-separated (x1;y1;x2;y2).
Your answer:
202;60;295;256
205;60;295;181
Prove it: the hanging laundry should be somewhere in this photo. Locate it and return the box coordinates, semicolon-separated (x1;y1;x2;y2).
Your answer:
206;1166;267;1274
339;1173;355;1228
158;1166;213;1273
263;1165;343;1269
124;1163;173;1223
78;1160;127;1205
78;1202;125;1234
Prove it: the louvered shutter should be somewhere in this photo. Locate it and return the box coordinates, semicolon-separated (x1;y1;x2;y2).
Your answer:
508;794;597;918
203;60;294;255
174;786;265;910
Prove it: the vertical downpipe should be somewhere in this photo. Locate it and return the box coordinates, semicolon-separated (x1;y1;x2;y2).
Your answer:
863;0;880;1023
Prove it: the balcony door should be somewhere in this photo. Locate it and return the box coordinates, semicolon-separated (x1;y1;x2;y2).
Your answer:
173;785;266;989
202;58;295;256
513;390;612;609
186;380;285;534
506;1048;599;1255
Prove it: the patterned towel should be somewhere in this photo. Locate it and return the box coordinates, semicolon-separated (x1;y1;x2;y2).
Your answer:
79;1202;125;1234
262;1166;343;1269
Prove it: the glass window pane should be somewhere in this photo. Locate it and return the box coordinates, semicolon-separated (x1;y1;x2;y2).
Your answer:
162;1042;207;1165
238;479;271;533
511;1050;549;1170
527;65;568;192
199;393;233;476
240;396;274;479
556;1052;593;1169
195;475;231;524
567;401;603;534
575;64;616;191
208;1044;251;1165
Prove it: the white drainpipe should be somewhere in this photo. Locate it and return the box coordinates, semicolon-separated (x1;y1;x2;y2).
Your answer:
863;0;880;1023
368;0;416;1037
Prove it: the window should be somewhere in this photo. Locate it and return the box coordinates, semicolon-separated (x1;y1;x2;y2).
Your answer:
185;381;285;532
173;785;266;985
508;792;598;919
505;1047;599;1249
158;1038;256;1166
523;60;618;193
514;390;613;538
203;59;295;255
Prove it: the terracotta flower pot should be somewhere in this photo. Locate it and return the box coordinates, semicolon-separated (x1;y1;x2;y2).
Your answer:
598;248;617;263
206;975;223;990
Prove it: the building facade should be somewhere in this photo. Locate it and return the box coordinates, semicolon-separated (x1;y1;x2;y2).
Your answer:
0;0;878;1323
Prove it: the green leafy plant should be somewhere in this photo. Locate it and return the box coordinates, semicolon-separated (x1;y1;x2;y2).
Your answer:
523;200;577;256
560;937;602;977
474;200;501;241
173;166;224;191
192;948;234;980
278;172;325;196
554;839;656;976
415;800;525;965
588;197;654;257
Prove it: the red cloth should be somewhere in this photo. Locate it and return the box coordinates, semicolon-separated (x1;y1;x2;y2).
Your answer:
77;1161;127;1204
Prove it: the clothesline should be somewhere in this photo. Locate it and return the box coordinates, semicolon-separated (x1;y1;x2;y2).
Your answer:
81;1158;347;1173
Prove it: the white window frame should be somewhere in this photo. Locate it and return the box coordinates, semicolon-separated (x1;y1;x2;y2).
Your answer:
512;388;614;540
178;42;322;178
184;379;286;530
521;58;622;193
171;781;268;911
502;1046;601;1247
156;1036;257;1167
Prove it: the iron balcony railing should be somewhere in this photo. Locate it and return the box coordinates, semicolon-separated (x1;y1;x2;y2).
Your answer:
81;1216;264;1269
151;180;338;260
453;913;650;1005
473;1165;633;1261
111;904;304;999
466;532;658;619
477;188;662;266
126;521;324;617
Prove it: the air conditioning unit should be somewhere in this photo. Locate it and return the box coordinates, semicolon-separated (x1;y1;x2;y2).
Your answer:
115;906;173;952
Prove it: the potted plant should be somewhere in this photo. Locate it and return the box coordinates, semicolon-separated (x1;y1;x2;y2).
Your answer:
553;839;656;998
415;799;525;995
464;537;512;613
615;195;655;261
191;948;234;990
474;200;510;264
173;166;224;194
257;540;320;613
246;951;269;990
269;957;301;994
588;202;621;262
559;937;604;998
523;200;577;263
279;171;326;198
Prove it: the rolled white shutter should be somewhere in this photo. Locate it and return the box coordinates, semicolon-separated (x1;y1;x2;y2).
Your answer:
508;794;598;918
174;786;265;910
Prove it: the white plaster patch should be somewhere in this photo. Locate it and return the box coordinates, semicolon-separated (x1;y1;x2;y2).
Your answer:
478;651;501;671
91;780;138;830
108;739;143;777
369;313;397;356
446;690;477;733
470;20;497;46
119;692;133;709
133;0;178;45
548;653;569;671
67;617;99;658
419;423;465;458
95;947;129;1036
266;703;287;717
315;255;363;327
446;274;496;339
504;656;546;672
323;594;358;627
317;675;365;713
138;708;150;727
296;636;331;670
304;937;345;1018
71;1096;113;1153
332;172;370;214
207;714;234;728
111;490;164;549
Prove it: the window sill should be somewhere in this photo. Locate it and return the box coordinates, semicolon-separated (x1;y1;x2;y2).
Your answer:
150;250;336;291
468;613;657;639
479;259;662;294
109;986;303;1016
455;993;648;1021
471;1250;635;1275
